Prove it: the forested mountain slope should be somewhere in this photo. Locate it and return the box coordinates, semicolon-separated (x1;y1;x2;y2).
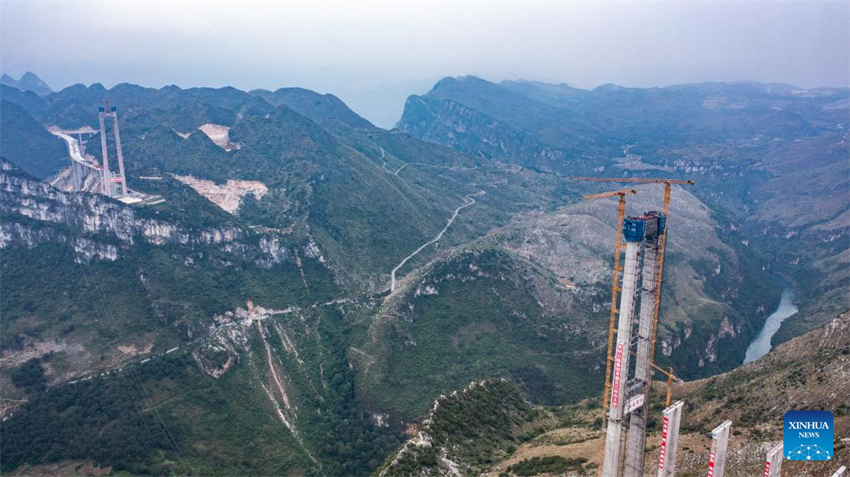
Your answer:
0;76;846;476
0;161;397;476
0;100;66;179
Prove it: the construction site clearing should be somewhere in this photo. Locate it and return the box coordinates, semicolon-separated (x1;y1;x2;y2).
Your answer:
48;104;163;207
170;174;268;214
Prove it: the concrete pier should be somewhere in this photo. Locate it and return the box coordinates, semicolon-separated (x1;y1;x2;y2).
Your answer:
623;229;661;477
707;420;732;477
656;401;684;477
763;443;783;477
601;237;642;477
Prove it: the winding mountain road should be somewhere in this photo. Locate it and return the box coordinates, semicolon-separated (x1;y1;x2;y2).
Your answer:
390;190;485;291
51;131;100;170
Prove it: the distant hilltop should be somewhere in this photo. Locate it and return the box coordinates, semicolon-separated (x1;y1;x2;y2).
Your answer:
0;71;52;96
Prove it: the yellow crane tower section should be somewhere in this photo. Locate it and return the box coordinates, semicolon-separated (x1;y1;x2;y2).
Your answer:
579;188;637;417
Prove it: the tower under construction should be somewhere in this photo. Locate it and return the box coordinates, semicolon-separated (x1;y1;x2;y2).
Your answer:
623;211;665;476
97;103;128;198
575;177;694;477
601;211;666;477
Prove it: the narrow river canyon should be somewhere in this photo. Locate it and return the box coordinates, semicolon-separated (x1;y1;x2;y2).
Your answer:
744;289;799;364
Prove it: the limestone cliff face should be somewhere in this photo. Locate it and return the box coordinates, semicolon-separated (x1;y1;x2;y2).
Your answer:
398;95;566;170
0;160;290;266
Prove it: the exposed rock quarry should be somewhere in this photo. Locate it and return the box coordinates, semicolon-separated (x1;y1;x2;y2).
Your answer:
171;174;268;214
198;123;239;151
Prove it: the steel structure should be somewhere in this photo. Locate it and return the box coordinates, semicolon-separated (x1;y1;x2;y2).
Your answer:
832;466;847;477
97;102;128;197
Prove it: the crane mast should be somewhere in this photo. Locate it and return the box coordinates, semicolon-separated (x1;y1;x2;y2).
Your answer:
581;189;637;420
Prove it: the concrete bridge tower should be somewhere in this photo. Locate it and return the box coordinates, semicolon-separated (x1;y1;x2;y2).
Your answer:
97;102;128;197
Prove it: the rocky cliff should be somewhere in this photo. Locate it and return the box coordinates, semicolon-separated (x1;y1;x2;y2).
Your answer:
0;159;294;267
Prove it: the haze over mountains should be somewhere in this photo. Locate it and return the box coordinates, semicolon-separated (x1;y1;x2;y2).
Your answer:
0;72;847;475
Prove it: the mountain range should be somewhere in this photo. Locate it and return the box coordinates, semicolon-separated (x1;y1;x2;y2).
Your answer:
0;72;53;96
398;75;849;342
0;74;847;476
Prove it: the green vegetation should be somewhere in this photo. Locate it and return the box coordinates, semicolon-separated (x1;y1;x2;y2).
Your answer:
80;100;468;290
399;74;849;356
379;380;541;477
1;356;184;474
1;309;404;476
307;310;405;475
0;100;67;179
1;76;846;475
361;248;603;417
250;87;375;130
507;456;588;476
0;236;334;358
9;358;47;392
126;176;240;229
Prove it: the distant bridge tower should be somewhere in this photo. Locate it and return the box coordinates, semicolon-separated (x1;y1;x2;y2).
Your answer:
97;102;128;197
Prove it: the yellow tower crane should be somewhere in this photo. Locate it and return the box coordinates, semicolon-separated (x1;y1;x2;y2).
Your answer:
649;362;681;408
580;188;637;420
572;177;694;215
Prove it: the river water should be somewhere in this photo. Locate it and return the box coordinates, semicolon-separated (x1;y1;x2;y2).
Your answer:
743;289;798;364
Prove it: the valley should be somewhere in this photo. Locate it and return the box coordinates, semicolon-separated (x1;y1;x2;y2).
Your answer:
743;289;798;364
0;73;847;476
381;310;850;477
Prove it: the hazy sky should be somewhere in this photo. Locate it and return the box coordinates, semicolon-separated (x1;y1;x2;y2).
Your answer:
2;1;848;128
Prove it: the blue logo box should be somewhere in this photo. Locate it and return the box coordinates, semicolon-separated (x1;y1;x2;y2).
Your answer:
784;410;833;461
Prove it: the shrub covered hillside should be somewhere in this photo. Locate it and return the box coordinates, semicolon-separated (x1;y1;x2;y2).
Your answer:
377;380;548;477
